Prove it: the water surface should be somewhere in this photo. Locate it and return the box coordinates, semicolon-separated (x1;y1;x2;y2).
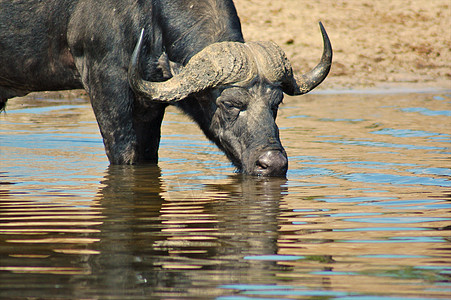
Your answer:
0;91;450;299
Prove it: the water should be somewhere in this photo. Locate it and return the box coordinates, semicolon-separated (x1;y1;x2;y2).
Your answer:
0;91;450;299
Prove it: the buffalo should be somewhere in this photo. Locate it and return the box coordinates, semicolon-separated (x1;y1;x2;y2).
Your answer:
0;0;332;176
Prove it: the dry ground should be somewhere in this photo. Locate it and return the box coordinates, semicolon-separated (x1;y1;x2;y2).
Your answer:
234;0;451;90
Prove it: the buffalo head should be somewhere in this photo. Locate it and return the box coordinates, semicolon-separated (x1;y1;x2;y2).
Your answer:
128;23;332;177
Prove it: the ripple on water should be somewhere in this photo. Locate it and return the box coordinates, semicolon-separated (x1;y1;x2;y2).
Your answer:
318;139;447;151
371;128;451;139
1;92;450;299
400;107;451;117
340;172;451;187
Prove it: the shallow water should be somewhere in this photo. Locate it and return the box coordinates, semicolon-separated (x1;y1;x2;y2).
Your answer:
0;91;450;299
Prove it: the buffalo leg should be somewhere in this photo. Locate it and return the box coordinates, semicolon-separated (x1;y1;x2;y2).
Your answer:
88;76;139;165
133;102;167;164
77;63;166;165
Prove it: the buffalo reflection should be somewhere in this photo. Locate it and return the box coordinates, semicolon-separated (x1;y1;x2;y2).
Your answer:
89;166;287;298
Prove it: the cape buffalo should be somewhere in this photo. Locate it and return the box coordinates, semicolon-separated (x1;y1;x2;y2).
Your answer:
0;0;332;176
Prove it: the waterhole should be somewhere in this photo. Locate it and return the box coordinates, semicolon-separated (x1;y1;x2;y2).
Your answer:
0;91;450;299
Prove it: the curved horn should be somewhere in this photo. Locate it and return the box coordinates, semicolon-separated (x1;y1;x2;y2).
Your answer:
283;22;333;95
128;29;149;98
128;29;253;103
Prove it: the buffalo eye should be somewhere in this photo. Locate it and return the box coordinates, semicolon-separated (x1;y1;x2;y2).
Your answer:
221;100;247;122
223;100;247;112
217;88;249;121
222;100;238;111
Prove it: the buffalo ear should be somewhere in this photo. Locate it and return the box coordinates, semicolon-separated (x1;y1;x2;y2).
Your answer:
168;60;183;77
157;52;183;80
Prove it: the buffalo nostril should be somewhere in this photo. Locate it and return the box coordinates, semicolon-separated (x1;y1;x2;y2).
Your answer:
256;159;269;170
255;150;288;176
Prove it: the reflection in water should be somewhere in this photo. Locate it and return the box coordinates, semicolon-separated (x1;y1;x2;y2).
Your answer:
85;166;165;298
89;167;287;299
0;92;450;299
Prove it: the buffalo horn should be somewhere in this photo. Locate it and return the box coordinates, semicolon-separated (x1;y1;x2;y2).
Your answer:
128;29;253;103
282;22;332;96
128;23;332;102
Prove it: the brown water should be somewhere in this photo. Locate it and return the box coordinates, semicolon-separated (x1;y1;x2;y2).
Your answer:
0;91;450;299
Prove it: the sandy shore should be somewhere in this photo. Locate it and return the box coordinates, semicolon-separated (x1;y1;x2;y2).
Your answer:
235;0;451;91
